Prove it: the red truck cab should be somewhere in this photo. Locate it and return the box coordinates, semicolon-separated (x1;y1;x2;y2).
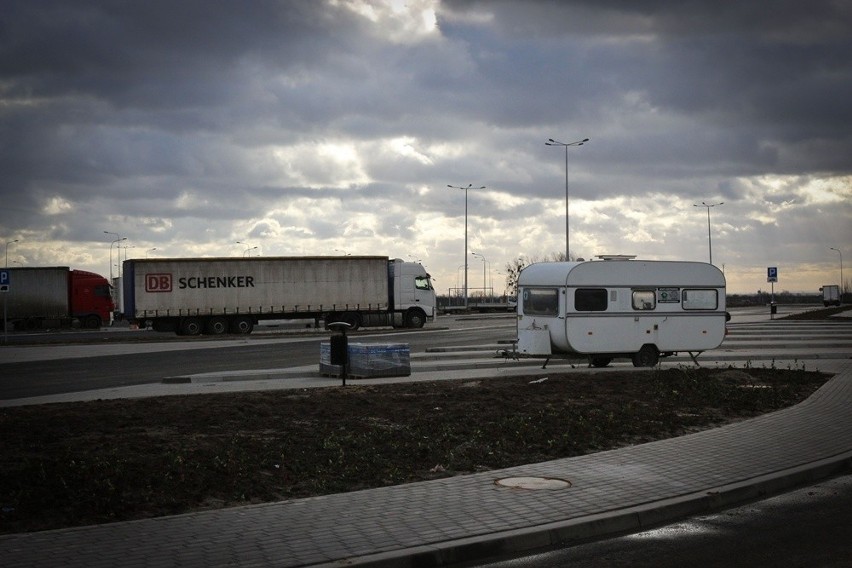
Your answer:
70;270;114;328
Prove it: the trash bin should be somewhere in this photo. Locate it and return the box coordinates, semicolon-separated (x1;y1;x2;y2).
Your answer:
770;303;777;315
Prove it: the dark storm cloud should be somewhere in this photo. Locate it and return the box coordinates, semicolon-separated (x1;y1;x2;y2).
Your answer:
1;0;849;292
441;0;852;181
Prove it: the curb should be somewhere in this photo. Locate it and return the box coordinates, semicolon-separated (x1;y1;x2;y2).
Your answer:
164;352;847;383
330;452;852;567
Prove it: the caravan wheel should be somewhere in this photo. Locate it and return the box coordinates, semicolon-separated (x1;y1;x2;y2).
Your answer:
631;345;659;367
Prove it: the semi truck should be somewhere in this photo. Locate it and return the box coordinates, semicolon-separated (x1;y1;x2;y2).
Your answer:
121;256;436;335
515;256;727;367
1;267;114;331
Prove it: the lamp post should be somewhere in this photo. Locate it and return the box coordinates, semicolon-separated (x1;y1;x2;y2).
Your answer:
5;239;18;267
693;202;724;265
830;247;844;302
546;137;589;260
104;231;125;282
448;184;485;309
120;245;135;276
146;248;157;258
236;241;257;257
472;252;488;300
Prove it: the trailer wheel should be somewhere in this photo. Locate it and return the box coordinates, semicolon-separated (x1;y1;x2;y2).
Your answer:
180;317;203;336
632;344;659;367
405;309;426;328
205;317;228;335
591;357;612;368
341;312;361;331
229;316;254;335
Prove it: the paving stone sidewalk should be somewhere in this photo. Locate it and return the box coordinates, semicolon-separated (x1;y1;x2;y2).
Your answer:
2;361;851;568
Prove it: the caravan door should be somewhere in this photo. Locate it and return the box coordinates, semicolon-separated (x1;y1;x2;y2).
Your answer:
516;285;569;355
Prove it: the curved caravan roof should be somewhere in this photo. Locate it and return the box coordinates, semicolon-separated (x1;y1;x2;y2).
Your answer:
519;260;725;288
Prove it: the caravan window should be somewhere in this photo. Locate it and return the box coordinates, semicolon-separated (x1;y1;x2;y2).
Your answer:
522;288;559;316
682;289;718;310
575;288;608;311
632;290;656;310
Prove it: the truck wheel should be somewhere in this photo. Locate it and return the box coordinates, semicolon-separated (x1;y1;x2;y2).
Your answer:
591;357;612;368
341;312;360;331
84;315;101;329
229;316;254;335
205;317;228;335
405;309;426;328
180;317;203;336
631;345;659;367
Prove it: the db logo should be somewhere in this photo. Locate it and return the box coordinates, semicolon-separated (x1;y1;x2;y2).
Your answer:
146;273;172;293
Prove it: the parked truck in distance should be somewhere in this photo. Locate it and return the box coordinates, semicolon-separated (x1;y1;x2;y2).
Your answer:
1;267;114;331
820;284;841;307
121;256;436;335
516;256;727;367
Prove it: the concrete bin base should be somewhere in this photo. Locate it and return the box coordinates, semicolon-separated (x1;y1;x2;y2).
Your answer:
320;342;411;378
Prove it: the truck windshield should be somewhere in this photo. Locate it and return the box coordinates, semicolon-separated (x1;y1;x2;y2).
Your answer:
415;276;432;290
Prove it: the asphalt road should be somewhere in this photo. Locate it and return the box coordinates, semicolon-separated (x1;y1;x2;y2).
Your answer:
471;473;852;568
1;305;846;401
0;315;517;399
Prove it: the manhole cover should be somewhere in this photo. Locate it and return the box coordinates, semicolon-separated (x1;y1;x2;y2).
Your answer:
495;476;572;490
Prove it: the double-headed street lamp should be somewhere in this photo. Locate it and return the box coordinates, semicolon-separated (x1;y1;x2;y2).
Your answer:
546;137;589;260
448;184;485;309
5;239;18;267
471;252;489;299
104;231;126;282
236;241;258;257
693;201;724;265
830;247;844;301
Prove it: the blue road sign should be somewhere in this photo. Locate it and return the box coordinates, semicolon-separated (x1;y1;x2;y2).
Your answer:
767;266;778;283
0;268;9;292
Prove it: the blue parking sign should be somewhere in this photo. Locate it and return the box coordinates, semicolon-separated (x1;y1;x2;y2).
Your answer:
767;266;778;283
0;269;9;292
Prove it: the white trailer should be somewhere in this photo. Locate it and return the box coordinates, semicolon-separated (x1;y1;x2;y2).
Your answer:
516;257;727;367
122;256;435;335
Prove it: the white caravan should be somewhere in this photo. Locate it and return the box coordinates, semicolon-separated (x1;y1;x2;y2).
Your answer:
516;257;727;367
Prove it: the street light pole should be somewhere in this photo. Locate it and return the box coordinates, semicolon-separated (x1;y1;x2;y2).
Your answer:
104;231;125;282
448;184;485;309
236;241;257;257
546;137;589;260
693;202;724;265
830;247;844;301
472;252;488;299
5;239;18;267
146;248;157;258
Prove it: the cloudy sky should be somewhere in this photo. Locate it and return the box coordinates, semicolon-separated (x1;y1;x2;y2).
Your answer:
2;0;850;296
